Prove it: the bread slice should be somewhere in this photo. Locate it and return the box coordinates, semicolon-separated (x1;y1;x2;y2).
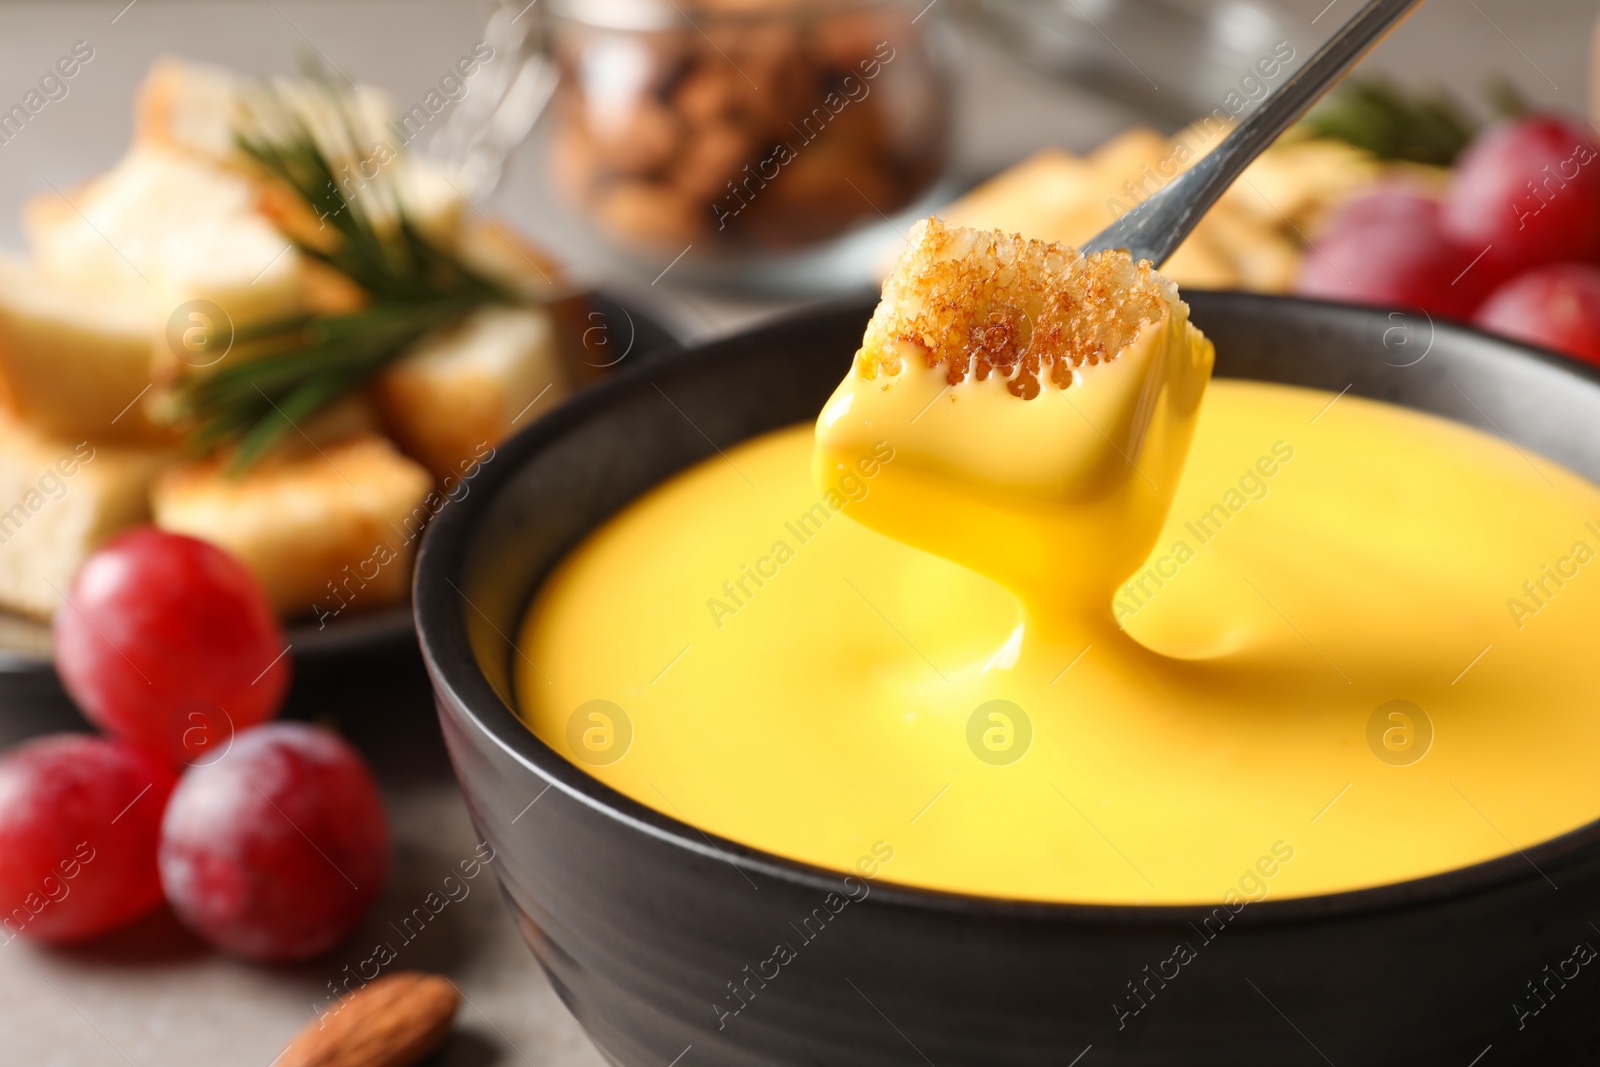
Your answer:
0;411;177;618
376;305;568;480
0;254;171;441
152;434;432;620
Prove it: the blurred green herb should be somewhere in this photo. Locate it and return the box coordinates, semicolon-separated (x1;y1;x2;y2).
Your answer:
1484;75;1532;121
1300;78;1479;166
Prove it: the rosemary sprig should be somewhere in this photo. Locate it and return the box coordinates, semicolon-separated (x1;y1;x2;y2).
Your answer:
1301;78;1479;167
179;81;515;470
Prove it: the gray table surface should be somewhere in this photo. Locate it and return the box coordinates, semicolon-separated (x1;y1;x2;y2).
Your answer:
0;1;1590;1063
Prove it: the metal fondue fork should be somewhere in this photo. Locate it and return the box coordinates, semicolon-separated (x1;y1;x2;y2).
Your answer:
1080;0;1425;267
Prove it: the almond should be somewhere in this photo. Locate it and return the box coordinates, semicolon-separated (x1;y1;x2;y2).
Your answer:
277;971;459;1067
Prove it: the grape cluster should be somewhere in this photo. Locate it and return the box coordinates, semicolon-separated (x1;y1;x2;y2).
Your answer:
1297;113;1600;366
1;528;388;959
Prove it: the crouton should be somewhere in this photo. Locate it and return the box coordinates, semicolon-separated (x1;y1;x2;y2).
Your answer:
0;411;177;618
152;435;432;620
135;57;391;168
135;58;465;247
133;57;252;162
376;305;567;480
455;217;563;299
14;148;307;403
939;149;1110;255
0;254;170;441
818;219;1214;595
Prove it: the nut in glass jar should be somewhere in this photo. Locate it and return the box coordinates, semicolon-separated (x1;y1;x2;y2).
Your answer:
546;0;951;258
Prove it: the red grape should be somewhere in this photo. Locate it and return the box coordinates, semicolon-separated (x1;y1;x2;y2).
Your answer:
1442;114;1600;281
54;527;290;766
0;735;176;943
1319;182;1439;232
1295;189;1488;318
1473;263;1600;366
159;722;389;961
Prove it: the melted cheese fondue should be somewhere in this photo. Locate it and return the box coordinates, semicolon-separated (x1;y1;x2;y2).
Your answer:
516;221;1600;904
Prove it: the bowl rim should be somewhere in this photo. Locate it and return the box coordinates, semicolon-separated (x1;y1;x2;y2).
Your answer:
415;288;1600;926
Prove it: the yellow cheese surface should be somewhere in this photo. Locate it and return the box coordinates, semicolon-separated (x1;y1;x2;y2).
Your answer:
517;379;1600;904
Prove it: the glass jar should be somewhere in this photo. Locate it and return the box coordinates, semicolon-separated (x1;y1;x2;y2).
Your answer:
544;0;952;263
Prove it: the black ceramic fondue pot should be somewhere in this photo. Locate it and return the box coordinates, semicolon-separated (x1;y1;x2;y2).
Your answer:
416;291;1600;1066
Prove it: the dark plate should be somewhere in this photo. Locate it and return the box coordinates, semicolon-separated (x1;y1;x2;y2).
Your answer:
417;290;1600;1066
0;290;678;679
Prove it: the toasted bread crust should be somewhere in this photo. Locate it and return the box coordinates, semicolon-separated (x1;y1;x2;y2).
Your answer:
153;434;431;619
858;218;1179;399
